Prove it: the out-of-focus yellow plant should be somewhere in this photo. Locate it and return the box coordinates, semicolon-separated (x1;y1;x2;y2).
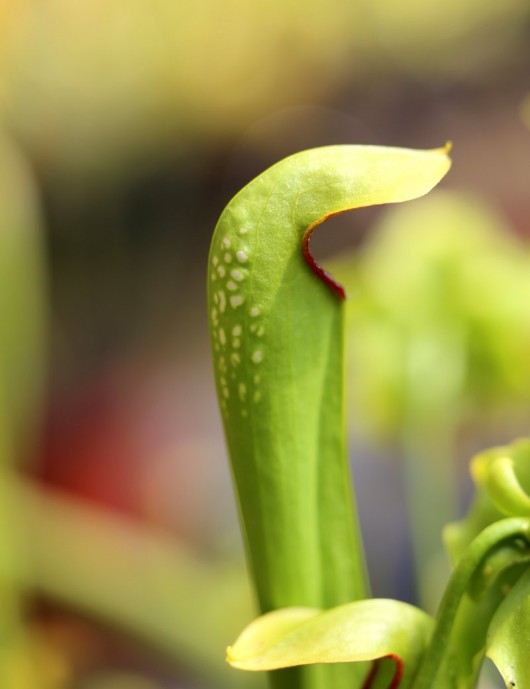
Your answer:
333;191;530;607
363;0;527;77
1;0;359;182
0;132;47;462
0;129;47;688
338;191;530;441
0;0;528;185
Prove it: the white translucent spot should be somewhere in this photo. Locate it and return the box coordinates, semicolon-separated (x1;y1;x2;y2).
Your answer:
219;328;226;345
218;291;226;313
249;324;257;333
256;325;265;337
253;390;262;403
219;356;227;373
217;265;226;278
222;387;230;399
230;295;244;308
239;227;248;235
227;280;238;291
211;273;217;282
212;256;219;266
251;350;263;364
232;338;241;348
232;325;242;337
231;269;245;282
241;409;248;417
249;306;260;317
237;250;249;263
254;374;261;384
211;306;218;319
213;343;220;352
230;352;241;366
238;383;247;400
213;293;219;304
220;376;227;386
224;253;232;263
222;237;231;249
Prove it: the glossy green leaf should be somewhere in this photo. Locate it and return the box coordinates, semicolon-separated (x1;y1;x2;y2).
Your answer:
208;144;450;689
443;441;530;688
486;567;530;689
445;439;530;564
251;516;530;689
227;599;434;689
413;517;530;689
208;144;451;613
474;440;530;519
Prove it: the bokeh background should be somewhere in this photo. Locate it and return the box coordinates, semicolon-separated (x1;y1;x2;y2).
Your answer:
1;1;530;688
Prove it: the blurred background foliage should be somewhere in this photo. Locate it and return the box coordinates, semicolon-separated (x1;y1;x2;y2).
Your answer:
0;1;529;687
334;192;530;608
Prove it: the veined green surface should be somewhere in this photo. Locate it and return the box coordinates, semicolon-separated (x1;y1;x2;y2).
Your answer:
227;599;434;689
226;517;530;689
208;145;450;689
444;439;530;689
413;517;530;689
445;439;530;564
208;145;451;611
487;567;530;689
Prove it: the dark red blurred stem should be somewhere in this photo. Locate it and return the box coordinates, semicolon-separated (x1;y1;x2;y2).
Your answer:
302;212;346;300
361;655;404;689
388;654;404;689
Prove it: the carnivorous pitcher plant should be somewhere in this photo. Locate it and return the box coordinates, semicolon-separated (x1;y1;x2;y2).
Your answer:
208;145;530;689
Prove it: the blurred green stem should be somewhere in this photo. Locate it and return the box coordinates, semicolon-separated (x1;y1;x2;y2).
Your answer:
402;415;457;611
0;450;37;687
12;474;261;689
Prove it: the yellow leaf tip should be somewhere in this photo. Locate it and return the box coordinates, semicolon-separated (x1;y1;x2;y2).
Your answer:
443;140;453;155
226;645;243;668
